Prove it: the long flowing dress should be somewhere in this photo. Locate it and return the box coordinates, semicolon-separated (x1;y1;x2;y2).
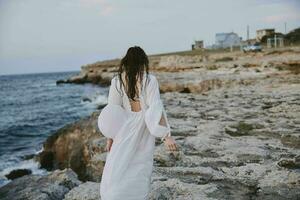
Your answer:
98;73;171;200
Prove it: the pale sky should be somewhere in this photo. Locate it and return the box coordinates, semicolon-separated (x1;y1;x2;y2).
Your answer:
0;0;300;75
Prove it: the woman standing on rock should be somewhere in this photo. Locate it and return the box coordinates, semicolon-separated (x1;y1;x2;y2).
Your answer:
98;46;177;200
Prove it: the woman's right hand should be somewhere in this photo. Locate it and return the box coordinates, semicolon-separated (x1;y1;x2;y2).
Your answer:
105;138;113;152
163;136;178;152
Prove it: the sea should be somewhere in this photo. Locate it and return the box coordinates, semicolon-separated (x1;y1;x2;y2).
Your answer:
0;71;109;187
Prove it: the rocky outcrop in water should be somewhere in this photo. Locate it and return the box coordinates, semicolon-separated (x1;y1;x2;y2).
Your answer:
36;112;107;182
4;168;32;180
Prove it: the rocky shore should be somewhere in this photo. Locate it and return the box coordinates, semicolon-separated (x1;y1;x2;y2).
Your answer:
1;47;300;200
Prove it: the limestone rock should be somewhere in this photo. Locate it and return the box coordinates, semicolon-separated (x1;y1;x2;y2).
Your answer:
281;134;300;149
0;168;81;200
63;181;100;200
46;47;300;199
36;112;106;182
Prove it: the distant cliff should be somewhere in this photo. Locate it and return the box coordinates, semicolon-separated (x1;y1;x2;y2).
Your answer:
57;47;300;94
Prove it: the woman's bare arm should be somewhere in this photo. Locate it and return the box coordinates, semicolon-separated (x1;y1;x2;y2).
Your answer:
159;109;177;151
105;138;113;152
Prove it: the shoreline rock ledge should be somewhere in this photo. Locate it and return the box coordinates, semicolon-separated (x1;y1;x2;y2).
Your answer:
36;111;107;183
0;168;82;200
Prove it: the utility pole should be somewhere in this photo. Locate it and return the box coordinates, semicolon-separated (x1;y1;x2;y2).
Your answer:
285;22;287;34
247;25;249;42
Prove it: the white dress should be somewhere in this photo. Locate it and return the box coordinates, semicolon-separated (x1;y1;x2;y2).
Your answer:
98;73;171;200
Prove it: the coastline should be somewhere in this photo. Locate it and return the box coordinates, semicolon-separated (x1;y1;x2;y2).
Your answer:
0;71;107;188
1;47;300;199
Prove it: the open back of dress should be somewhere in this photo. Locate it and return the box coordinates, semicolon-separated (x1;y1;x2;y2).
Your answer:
121;72;142;113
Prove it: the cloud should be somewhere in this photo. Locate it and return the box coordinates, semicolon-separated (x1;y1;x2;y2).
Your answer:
79;0;115;16
257;1;300;23
100;4;114;16
263;13;300;23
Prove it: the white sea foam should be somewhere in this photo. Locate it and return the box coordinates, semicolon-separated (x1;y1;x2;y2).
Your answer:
81;91;108;110
94;94;108;106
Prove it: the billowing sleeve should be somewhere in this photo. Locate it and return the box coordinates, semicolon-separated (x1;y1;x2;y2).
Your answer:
108;77;122;105
145;75;171;140
98;77;126;139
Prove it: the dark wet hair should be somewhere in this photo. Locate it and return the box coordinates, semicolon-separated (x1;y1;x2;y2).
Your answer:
117;46;149;101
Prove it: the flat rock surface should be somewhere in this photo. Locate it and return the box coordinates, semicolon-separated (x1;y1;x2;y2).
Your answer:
62;48;300;199
64;181;100;200
0;168;81;200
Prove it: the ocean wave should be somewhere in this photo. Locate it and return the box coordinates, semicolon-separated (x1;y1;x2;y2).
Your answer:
81;88;108;109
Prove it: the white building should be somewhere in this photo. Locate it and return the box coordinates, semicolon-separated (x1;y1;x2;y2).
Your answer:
215;32;241;48
256;29;275;41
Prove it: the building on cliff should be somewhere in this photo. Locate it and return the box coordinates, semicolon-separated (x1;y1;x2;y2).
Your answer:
256;28;285;48
256;28;275;41
191;40;204;50
214;32;241;49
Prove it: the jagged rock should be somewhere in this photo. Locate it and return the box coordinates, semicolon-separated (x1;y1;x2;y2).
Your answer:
153;146;184;167
56;79;67;84
82;97;92;102
160;82;185;93
149;178;216;200
63;181;100;200
0;168;81;200
36;112;106;182
215;56;233;62
56;74;88;85
278;158;300;169
256;170;300;199
281;134;300;149
225;121;256;136
5;169;32;180
242;63;259;68
275;61;300;74
97;104;107;110
158;55;203;67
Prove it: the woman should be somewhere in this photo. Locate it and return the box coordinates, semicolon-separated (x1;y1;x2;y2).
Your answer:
98;46;177;200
